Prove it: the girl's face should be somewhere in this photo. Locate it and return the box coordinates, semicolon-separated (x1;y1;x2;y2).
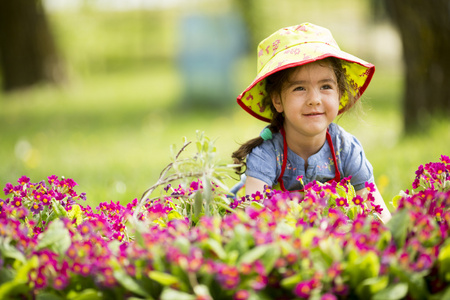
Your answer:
272;61;340;139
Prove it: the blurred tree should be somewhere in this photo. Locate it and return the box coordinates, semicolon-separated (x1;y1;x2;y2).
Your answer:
0;0;65;92
382;0;450;133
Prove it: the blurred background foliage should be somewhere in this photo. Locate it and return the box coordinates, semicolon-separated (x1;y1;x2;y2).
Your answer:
0;0;449;209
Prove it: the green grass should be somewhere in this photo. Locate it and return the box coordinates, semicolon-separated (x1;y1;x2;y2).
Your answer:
1;5;448;210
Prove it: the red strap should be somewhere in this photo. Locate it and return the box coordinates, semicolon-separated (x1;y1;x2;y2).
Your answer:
277;128;341;192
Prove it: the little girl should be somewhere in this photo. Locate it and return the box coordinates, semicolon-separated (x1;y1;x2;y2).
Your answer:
232;23;391;223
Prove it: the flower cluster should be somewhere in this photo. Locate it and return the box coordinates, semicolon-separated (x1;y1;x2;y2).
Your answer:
0;156;449;299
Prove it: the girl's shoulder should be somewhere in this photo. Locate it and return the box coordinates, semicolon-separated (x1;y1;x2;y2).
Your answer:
253;131;284;154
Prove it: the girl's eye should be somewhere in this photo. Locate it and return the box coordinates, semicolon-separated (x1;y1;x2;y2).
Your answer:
293;86;305;91
321;84;333;90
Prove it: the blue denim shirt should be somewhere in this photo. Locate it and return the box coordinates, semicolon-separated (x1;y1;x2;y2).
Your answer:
245;123;374;191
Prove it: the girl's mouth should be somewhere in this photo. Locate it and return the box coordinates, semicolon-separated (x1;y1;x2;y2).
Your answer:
304;112;324;116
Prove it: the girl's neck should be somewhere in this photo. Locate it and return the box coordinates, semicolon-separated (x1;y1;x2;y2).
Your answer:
283;127;327;164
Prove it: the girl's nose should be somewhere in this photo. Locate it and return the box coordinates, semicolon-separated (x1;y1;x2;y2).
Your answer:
307;89;321;106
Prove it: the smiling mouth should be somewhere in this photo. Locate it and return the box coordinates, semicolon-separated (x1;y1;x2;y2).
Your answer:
304;112;324;116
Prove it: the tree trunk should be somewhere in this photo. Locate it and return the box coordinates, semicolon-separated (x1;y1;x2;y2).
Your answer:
0;0;65;92
384;0;450;134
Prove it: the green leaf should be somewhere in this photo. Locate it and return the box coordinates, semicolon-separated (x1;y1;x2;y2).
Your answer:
280;272;302;289
0;268;15;285
0;237;26;263
387;209;410;248
167;210;184;221
202;176;212;210
438;242;450;281
391;195;403;209
193;285;212;298
260;244;280;274
67;289;103;300
318;238;343;263
346;250;380;288
36;219;71;255
204;239;226;260
148;271;180;286
174;237;191;255
67;204;83;225
357;276;389;298
193;192;203;218
0;256;37;299
389;264;429;299
298;228;320;248
160;288;196;300
238;244;272;266
114;269;151;298
372;283;408;300
50;198;69;219
37;293;65;300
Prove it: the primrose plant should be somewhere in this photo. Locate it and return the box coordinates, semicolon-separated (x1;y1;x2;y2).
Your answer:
133;130;239;225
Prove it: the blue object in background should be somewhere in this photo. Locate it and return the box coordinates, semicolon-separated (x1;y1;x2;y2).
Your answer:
177;12;247;107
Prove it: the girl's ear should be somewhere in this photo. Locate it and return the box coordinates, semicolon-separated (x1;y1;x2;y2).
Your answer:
272;93;284;113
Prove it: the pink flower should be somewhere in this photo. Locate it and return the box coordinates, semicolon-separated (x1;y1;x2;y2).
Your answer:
12;197;22;207
294;279;314;298
216;264;240;290
53;275;69;290
233;290;249;300
251;191;263;202
336;197;348;207
18;175;30;185
3;183;14;195
47;175;59;186
440;155;450;164
321;294;337;300
352;195;364;208
365;182;376;192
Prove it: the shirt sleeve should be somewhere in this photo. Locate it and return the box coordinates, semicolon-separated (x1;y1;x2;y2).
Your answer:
340;133;374;191
245;143;278;187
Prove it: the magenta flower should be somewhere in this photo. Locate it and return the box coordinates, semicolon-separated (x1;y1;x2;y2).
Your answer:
34;272;47;289
189;180;202;192
3;183;14;195
372;204;384;215
53;275;69;290
216;264;240;290
47;175;59;186
352;195;364;208
365;182;376;192
233;290;249;300
78;222;92;236
12;197;22;207
332;284;349;296
414;253;433;271
440;154;450;163
294;279;314;298
113;232;125;242
321;294;338;300
15;207;28;219
41;195;51;206
251;191;263;202
18;175;30;185
336;197;348;207
245;206;261;220
323;181;338;194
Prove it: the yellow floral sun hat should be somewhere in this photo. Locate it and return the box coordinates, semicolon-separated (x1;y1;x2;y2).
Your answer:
237;22;375;122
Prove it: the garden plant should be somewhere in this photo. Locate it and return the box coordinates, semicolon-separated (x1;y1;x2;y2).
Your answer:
1;132;449;300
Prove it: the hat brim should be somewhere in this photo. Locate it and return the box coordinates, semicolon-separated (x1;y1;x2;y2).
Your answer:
237;43;375;123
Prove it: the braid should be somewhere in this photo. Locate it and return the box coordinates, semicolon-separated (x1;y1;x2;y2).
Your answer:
232;69;290;174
